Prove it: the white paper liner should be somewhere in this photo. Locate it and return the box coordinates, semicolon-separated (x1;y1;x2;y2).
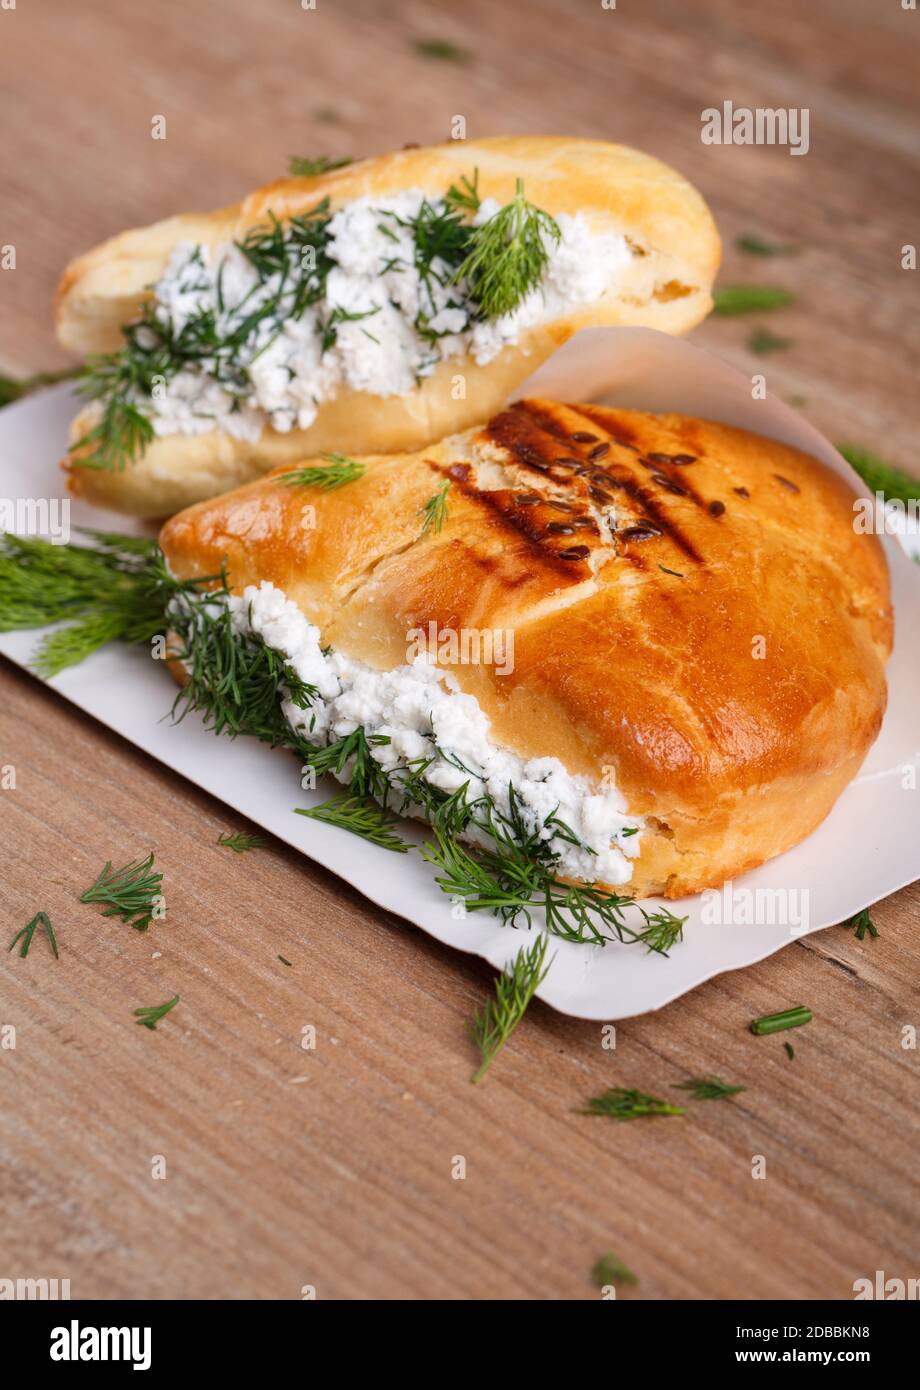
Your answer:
1;328;918;1019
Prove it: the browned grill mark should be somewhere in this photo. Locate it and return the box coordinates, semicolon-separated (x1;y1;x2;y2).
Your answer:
573;405;639;446
486;402;705;564
512;400;580;444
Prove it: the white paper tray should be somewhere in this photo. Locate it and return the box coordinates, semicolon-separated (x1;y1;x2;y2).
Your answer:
1;329;918;1019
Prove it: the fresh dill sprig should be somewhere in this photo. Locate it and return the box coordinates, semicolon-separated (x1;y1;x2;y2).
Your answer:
736;234;798;257
844;907;878;941
295;795;412;853
454;178;560;320
591;1252;637;1288
170;586;318;751
419;783;688;947
217;831;267;853
633;910;685;956
837;446;920;506
73;343;158;470
784;1041;795;1060
469;934;552;1083
288;154;353;176
579;1087;685;1120
419;478;450;534
80;853;163;932
0;531;210;678
0;366;83;407
748;328;793;355
8;911;59;959
444;171;481;215
713;286;795;315
672;1075;745;1101
278;452;366;491
134;994;179;1031
72;200;333;473
277;954;292;966
750;1005;811;1036
412;37;471;63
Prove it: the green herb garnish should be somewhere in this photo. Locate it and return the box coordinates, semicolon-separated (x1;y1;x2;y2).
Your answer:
748;327;794;354
0;531;201;678
217;831;267;853
784;1041;795;1060
453;178;560;320
288;155;353;176
419;479;451;534
579;1087;685;1120
444;172;481;215
279;452;365;491
736;235;798;257
844;907;878;941
713;286;795;315
837;446;920;506
80;852;163;932
8;911;59;959
72;200;333;472
672;1075;745;1101
658;563;685;579
295;795;412;853
277;954;292;966
419;783;687;947
750;1005;812;1036
412;37;471;63
469;934;551;1083
4;530;691;955
591;1253;638;1288
134;994;179;1031
0;366;83;408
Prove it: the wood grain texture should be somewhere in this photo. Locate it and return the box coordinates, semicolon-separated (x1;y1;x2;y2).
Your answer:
1;0;919;1300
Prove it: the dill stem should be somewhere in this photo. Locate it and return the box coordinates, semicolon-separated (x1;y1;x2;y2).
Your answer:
750;1006;812;1036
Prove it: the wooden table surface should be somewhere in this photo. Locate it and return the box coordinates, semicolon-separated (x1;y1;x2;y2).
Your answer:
1;0;918;1301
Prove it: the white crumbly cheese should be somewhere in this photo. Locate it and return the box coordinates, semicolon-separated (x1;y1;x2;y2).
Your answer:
145;191;632;441
232;580;642;885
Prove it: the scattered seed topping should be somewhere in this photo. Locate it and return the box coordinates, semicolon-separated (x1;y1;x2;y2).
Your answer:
774;474;800;493
570;431;598;443
558;545;591;560
546;522;576;535
708;500;726;517
734;486;750;498
620;524;662;541
588;442;610;460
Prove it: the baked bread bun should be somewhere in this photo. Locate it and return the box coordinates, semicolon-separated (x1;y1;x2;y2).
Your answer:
159;399;891;898
57;136;720;517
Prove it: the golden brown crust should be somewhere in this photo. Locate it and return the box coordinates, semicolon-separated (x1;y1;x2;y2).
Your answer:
57;136;720;517
159;400;891;897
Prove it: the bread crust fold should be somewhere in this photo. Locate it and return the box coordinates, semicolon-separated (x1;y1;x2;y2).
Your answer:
159;400;892;898
57;136;720;516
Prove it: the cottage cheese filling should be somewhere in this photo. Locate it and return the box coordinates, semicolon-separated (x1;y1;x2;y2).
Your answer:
146;191;632;442
232;580;642;885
